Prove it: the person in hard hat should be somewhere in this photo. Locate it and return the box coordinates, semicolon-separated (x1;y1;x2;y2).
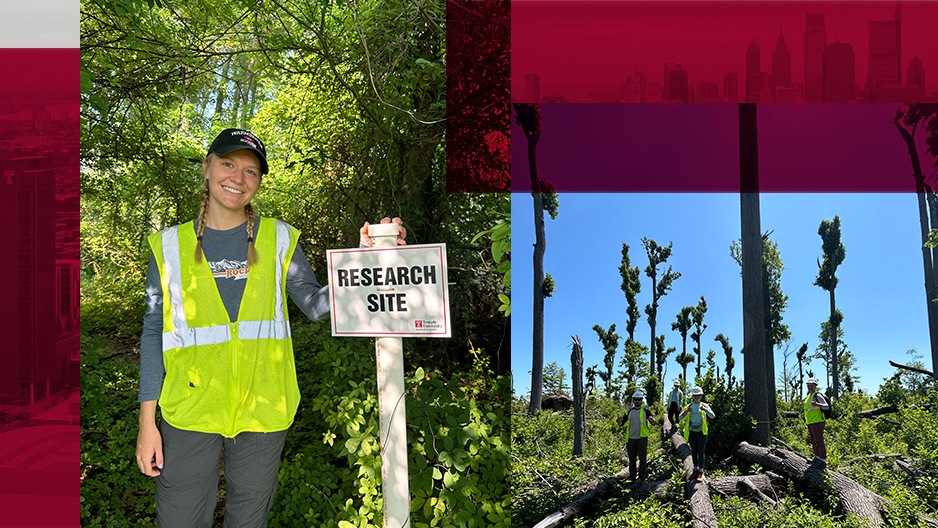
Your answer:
618;390;658;486
666;379;684;427
133;128;406;527
804;377;830;464
679;386;715;481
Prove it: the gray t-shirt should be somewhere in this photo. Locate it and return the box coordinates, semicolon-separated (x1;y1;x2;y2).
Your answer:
137;218;331;402
627;406;653;440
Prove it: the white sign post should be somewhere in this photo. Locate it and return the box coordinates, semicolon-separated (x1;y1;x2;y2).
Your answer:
327;224;450;528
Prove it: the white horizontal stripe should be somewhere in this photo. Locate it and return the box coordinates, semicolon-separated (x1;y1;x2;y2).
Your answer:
239;320;292;341
163;324;231;350
163;320;291;350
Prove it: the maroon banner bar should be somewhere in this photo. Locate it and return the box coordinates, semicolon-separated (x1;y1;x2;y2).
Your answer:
513;1;938;104
511;103;933;193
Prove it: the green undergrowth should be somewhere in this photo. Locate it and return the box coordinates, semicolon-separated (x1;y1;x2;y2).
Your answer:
80;320;510;527
513;371;938;528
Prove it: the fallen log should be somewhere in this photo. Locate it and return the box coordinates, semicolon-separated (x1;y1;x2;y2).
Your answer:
841;454;903;465
533;472;785;527
741;477;777;505
731;442;938;527
779;411;800;419
858;403;935;419
663;414;718;528
708;472;786;503
533;449;664;528
771;436;810;461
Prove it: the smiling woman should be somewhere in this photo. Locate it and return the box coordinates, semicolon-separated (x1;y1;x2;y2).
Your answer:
134;128;406;528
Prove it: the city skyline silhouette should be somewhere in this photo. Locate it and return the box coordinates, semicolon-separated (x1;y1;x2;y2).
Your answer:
512;1;938;102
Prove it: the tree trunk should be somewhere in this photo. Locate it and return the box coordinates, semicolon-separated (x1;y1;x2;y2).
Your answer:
528;125;545;417
739;103;771;445
572;336;586;458
859;403;934;418
889;359;935;378
894;118;938;379
708;471;787;501
733;441;886;526
662;414;718;528
830;286;839;399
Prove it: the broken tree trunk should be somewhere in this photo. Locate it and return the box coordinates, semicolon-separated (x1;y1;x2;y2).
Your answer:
858;403;934;419
734;441;889;525
663;414;718;528
708;472;786;502
889;360;934;378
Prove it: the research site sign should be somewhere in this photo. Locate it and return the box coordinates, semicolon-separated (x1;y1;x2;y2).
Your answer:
327;243;450;337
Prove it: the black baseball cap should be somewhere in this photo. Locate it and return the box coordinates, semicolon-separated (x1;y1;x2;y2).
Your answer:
201;128;269;175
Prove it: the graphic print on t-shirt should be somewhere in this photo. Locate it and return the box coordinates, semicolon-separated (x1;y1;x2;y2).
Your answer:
209;258;250;280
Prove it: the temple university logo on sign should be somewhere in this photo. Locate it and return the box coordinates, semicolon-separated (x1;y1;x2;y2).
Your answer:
327;244;450;337
4;171;13;185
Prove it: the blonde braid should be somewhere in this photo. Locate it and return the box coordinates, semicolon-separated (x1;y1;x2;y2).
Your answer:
194;177;211;263
245;203;258;268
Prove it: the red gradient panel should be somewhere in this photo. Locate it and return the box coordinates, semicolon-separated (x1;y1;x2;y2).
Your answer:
513;1;938;103
446;1;511;192
0;48;79;528
511;103;929;192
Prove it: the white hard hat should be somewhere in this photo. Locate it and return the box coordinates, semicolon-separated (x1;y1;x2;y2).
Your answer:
632;391;644;399
807;377;819;385
691;386;704;396
674;380;681;386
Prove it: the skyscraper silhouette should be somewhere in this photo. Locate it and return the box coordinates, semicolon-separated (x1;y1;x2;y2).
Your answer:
772;23;792;95
724;72;739;102
745;39;761;102
524;73;540;103
824;40;856;103
907;56;925;95
804;13;826;103
0;156;57;407
867;6;901;90
663;62;682;101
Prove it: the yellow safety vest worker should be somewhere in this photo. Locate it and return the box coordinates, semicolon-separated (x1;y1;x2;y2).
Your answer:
149;217;300;437
681;403;709;442
626;407;650;438
804;390;826;425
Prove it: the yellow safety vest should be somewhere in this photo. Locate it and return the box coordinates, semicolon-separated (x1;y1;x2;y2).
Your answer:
626;407;650;438
149;217;300;437
804;390;826;425
682;403;709;441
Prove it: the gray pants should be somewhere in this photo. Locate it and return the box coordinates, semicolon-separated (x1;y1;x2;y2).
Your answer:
156;420;288;528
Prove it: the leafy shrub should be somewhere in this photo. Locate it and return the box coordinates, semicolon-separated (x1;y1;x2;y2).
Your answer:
80;320;509;528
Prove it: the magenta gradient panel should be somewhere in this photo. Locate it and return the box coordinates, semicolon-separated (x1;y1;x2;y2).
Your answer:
0;47;79;527
512;1;938;102
511;103;930;192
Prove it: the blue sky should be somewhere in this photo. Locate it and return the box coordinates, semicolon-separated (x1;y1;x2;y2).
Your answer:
511;192;931;399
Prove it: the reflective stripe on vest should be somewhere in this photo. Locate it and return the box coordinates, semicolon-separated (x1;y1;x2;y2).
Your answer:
804;390;826;425
150;217;300;437
682;403;709;442
160;219;292;350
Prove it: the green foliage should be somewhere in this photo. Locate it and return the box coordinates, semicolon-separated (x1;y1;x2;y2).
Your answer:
594;324;622;400
619;339;651;398
543;362;571;396
80;335;158;527
713;495;871;528
731;236;790;350
80;321;510;527
472;210;511;316
574;498;686;528
619;243;643;341
543;273;556;299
